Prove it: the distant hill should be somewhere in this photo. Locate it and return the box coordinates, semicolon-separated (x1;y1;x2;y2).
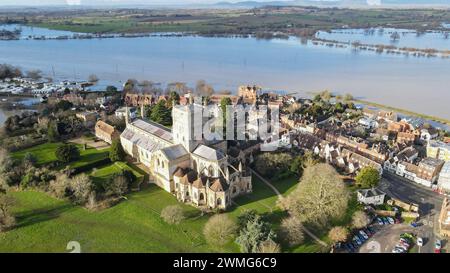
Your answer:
213;1;293;8
212;0;450;9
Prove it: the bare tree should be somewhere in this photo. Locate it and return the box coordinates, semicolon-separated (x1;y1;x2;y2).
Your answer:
328;226;349;244
70;174;93;204
26;69;42;80
390;31;400;42
282;163;350;227
0;193;16;232
161;205;185;225
49;173;71;199
279;215;304;247
195;80;214;97
352;211;371;229
88;74;99;83
203;214;237;246
343;93;353;102
257;239;281;253
0;148;12;174
86;192;97;211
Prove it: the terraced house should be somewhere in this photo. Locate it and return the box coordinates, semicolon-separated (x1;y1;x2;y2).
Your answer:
120;102;252;210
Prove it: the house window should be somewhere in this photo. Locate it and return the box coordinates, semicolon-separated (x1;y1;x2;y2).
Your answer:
208;165;214;177
199;193;204;201
217;198;222;206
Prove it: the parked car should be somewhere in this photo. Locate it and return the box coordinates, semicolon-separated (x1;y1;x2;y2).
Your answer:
382;217;390;225
353;236;362;245
393;246;406;253
417;237;423;247
435;240;442;253
344;243;353;252
356;234;365;243
396;243;409;252
377;218;384;225
387;217;395;225
392;248;404;253
363;228;373;237
349;243;357;252
359;230;369;240
367;226;376;234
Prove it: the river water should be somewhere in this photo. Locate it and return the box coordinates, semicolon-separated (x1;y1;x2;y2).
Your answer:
0;25;449;119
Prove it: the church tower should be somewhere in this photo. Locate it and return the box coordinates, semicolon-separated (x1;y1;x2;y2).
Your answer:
172;103;203;152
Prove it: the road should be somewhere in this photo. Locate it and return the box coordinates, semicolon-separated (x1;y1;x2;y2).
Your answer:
379;172;444;253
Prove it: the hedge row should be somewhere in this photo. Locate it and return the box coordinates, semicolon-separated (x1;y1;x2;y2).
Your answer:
72;158;112;175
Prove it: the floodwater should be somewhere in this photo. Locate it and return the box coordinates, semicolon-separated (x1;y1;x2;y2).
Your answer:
0;25;449;120
315;28;450;51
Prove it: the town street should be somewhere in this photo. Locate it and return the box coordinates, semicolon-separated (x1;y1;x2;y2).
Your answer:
379;172;444;253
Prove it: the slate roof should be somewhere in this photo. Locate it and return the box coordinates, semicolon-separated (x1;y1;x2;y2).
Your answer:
192;176;207;189
192;144;225;161
358;188;385;198
131;119;173;143
173;167;186;178
121;128;165;152
95;120;115;135
160;144;189;161
209;177;229;192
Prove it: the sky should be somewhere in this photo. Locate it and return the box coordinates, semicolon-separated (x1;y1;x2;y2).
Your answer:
0;0;449;6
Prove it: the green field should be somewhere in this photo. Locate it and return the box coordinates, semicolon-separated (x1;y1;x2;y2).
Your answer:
0;172;327;253
11;142;109;168
4;139;327;253
7;7;446;38
90;162;147;189
0;187;213;253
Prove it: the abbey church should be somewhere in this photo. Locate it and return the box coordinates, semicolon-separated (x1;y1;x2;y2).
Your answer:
120;101;253;210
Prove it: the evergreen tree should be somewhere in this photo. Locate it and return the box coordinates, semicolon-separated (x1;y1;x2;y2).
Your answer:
109;139;126;162
47;121;60;143
55;144;80;163
150;100;172;126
